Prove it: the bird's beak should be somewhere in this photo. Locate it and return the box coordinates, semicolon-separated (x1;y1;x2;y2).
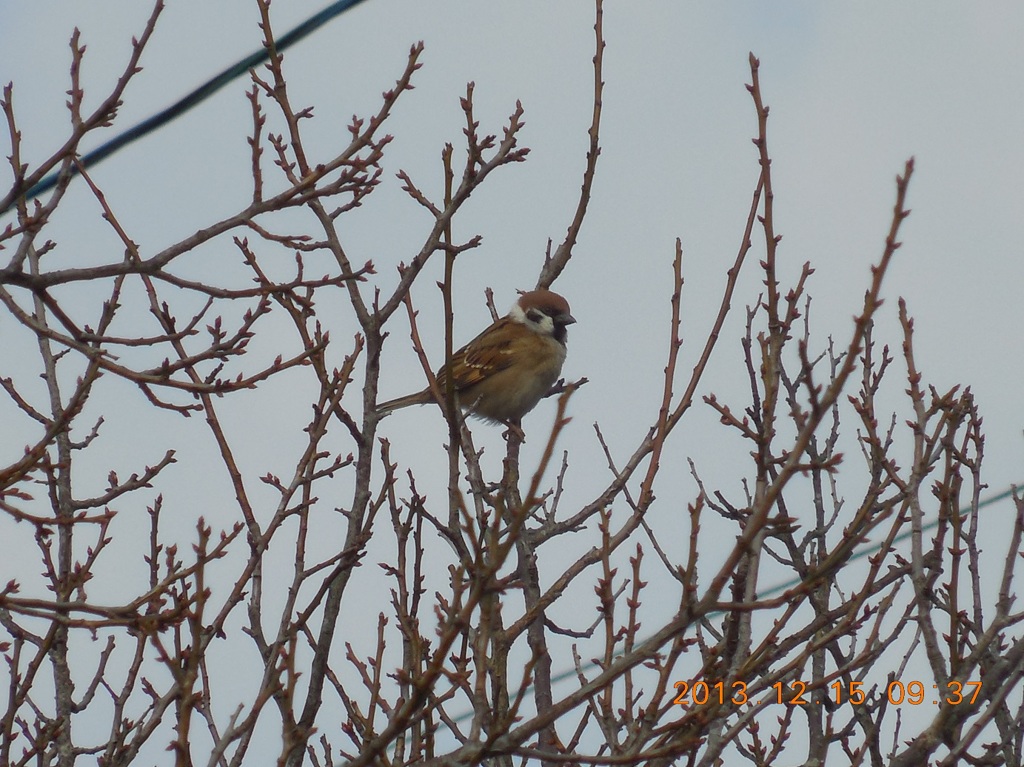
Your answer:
560;313;576;325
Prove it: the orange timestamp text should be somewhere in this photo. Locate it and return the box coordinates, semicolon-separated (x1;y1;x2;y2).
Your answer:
672;679;982;707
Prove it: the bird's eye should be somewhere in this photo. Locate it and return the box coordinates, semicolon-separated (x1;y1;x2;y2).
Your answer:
527;309;545;323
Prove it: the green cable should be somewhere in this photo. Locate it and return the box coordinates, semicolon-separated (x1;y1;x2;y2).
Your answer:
544;483;1021;691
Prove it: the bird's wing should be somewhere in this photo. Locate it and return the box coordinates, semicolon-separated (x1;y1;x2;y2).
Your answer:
438;317;518;391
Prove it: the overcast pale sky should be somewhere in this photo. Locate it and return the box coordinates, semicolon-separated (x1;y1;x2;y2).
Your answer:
6;0;1020;525
2;1;1022;758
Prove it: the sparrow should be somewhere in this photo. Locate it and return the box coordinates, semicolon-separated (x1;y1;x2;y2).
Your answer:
378;290;576;423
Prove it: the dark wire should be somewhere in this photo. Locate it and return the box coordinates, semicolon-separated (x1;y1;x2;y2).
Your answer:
5;0;369;213
9;0;1022;732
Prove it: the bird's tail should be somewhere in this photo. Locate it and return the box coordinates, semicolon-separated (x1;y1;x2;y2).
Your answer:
376;391;427;415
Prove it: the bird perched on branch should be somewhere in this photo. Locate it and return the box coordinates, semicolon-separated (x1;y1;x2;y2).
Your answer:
378;290;576;423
